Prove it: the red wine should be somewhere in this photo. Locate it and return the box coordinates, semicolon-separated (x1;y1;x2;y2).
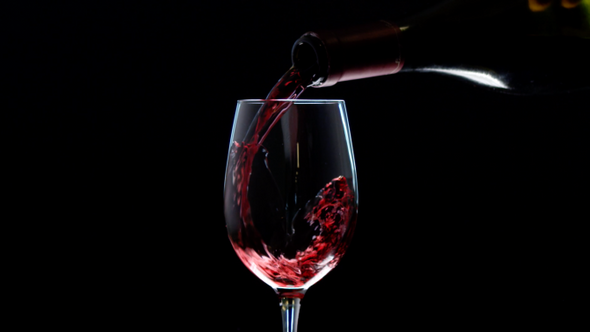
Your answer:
225;67;356;289
230;176;355;288
243;66;312;146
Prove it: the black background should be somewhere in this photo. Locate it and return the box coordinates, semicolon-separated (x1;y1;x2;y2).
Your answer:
3;0;586;330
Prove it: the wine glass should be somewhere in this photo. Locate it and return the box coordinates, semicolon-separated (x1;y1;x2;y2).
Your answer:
224;99;358;332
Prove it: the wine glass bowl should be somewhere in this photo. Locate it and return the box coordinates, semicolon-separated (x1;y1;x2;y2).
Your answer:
224;99;358;331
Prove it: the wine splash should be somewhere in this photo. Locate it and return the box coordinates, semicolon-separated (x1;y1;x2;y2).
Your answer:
225;66;356;289
231;176;355;288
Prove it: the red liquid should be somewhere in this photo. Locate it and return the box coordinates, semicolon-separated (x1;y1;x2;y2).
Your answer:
225;67;356;289
231;176;355;288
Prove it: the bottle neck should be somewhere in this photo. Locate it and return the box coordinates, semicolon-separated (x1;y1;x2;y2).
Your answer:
292;21;404;87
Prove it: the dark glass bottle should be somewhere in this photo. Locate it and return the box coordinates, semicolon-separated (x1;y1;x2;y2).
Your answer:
291;0;590;94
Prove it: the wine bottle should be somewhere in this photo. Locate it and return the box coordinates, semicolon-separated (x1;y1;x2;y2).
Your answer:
291;0;590;94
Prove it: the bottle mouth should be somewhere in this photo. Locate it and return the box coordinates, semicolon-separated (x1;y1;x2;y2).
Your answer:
291;33;332;87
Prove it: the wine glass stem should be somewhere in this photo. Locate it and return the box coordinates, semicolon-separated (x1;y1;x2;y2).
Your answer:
280;297;301;332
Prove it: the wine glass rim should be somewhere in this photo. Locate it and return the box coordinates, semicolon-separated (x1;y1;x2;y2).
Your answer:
238;99;345;104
